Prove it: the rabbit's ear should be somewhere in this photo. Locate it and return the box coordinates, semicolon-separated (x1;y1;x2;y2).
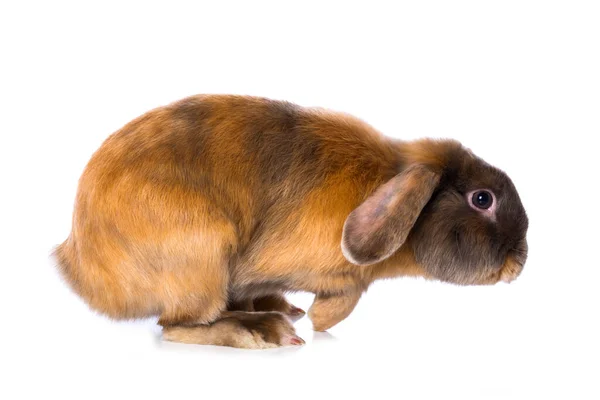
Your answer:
342;165;440;265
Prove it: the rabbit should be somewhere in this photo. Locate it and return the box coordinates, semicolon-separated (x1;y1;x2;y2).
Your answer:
54;95;529;349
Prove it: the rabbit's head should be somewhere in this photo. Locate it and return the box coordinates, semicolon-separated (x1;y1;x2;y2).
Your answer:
342;139;528;285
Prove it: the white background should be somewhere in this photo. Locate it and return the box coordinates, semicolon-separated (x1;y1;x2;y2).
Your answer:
1;1;599;399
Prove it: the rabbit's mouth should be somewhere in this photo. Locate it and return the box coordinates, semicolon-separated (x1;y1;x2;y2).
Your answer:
479;238;528;284
499;239;528;283
471;250;526;286
498;254;525;283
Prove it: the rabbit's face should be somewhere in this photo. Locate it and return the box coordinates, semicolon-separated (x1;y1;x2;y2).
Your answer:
409;152;529;285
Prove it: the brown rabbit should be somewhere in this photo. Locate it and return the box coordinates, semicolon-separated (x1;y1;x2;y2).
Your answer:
54;95;529;349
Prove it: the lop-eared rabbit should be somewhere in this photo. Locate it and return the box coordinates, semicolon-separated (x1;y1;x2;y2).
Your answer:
55;95;528;349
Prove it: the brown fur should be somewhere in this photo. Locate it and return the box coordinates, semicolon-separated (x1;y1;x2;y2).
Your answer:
54;95;528;348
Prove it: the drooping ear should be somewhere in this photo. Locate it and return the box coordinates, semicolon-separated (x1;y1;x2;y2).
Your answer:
341;164;440;265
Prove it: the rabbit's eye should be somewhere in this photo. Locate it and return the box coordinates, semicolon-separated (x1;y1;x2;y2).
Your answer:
472;190;493;209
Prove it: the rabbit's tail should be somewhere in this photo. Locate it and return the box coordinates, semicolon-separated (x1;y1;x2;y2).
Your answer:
52;237;83;295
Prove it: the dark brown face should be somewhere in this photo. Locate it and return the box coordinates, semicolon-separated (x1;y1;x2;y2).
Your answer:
409;150;529;285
